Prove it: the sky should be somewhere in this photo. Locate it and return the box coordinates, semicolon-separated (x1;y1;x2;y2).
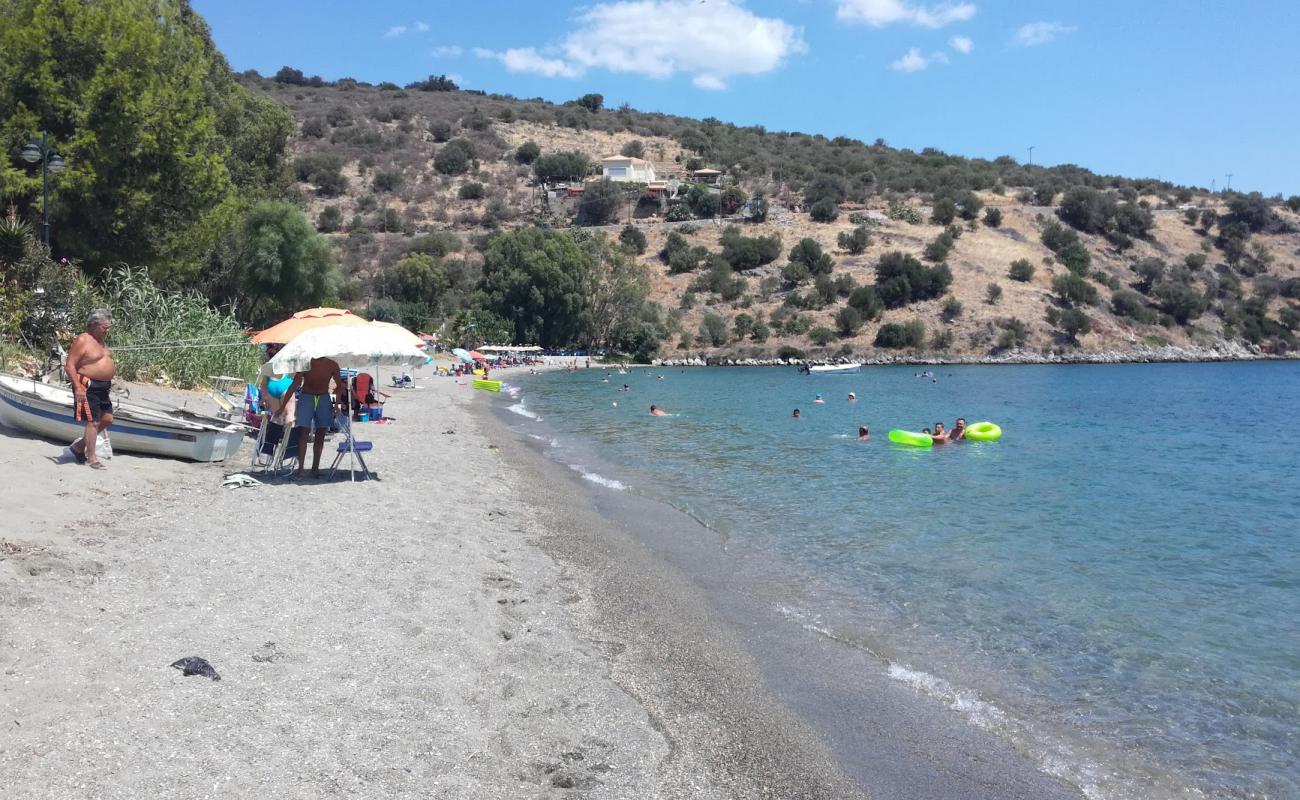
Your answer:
194;0;1300;196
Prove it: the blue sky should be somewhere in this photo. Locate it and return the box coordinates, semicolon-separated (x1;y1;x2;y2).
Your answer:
195;0;1300;195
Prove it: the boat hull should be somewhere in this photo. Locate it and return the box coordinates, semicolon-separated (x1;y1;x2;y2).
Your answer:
808;364;862;374
0;374;244;462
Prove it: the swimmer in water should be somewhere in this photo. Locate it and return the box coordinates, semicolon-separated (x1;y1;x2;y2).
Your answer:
622;384;630;392
922;427;931;434
949;418;966;441
932;422;947;442
848;392;857;402
858;425;870;440
649;405;667;416
813;393;825;404
792;409;801;418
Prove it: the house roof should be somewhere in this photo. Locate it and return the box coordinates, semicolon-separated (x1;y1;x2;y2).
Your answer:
692;168;722;175
601;155;651;165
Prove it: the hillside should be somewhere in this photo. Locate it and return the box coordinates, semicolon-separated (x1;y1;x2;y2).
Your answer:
254;76;1300;360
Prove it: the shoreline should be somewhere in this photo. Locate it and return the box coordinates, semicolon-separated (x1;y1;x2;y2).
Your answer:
485;377;1092;800
652;341;1298;367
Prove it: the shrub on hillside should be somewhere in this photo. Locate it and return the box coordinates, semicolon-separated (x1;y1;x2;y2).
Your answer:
1111;289;1156;323
986;283;1003;305
1047;306;1092;342
406;74;458;91
875;320;925;349
515;140;540;164
300;117;326;139
808;326;836;346
428;119;454;142
720;187;748;216
776;345;806;361
930;198;957;225
317;205;342;233
835;306;863;336
873;251;952;308
997;318;1029;350
810;198;839;223
983;207;1003;228
576;179;625;226
837;225;871;254
748;195;770;223
434;138;476;175
923;229;956;263
788;239;834;276
1040;221;1091;275
957;192;983;221
620;140;645;158
1052;272;1099;306
372;170;402;192
698;312;728;346
619;225;647;255
458;182;485;200
1008;258;1035;282
720;226;781;270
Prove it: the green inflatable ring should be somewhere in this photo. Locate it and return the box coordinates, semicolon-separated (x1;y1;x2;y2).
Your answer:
964;421;1002;441
888;429;933;447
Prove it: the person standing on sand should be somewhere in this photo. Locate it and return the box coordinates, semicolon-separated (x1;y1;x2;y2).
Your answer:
283;357;345;479
65;309;116;469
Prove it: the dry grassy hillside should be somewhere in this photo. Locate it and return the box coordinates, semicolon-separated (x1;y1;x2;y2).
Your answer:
253;79;1300;359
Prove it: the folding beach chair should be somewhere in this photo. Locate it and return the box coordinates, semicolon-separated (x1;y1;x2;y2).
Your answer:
250;414;299;475
328;412;374;482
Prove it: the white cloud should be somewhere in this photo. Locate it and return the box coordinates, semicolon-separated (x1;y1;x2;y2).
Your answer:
445;73;466;87
838;0;976;28
475;47;584;79
414;21;430;33
431;45;463;57
1014;21;1075;46
930;50;949;64
950;35;973;54
384;25;408;39
477;1;804;89
890;47;929;72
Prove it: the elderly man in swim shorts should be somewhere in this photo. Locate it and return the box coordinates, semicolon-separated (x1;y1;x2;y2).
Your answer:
283;357;345;479
65;309;117;468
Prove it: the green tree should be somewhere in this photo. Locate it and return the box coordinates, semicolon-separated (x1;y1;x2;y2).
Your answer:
986;282;1003;305
748;195;770;223
874;251;952;308
620;140;645;158
434;138;476;175
1111;289;1156;323
957;192;983;221
515;140;541;164
847;286;884;321
834;306;863;336
1048;307;1092;342
575;93;604;112
720;187;748;216
930;198;957;225
983;207;1003;228
619;224;647;255
587;240;652;350
382;252;447;308
317;206;342;233
733;312;756;340
750;320;771;342
0;0;295;280
448;308;514;348
1009;258;1035;282
810;198;839;223
576;178;626;226
698;312;728;346
534;151;592;183
231;201;340;323
789;238;834;276
808;325;836;346
720;227;781;270
1052;272;1099;306
406;74;458;91
996;317;1029;349
480;228;595;347
874;320;925;349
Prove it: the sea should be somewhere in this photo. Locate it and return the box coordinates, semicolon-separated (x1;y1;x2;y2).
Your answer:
499;362;1299;799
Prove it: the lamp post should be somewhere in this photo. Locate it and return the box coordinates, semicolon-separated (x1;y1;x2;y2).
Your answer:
20;131;66;247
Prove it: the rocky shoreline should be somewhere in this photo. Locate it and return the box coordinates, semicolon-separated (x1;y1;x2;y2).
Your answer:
654;342;1297;368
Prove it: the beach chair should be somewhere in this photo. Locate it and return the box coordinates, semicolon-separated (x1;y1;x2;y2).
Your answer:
351;373;389;417
328;413;374;482
250;414;299;475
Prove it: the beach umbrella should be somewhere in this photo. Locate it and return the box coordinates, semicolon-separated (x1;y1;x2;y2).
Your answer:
268;324;427;374
468;350;487;361
369;321;425;349
451;348;474;363
251;307;369;345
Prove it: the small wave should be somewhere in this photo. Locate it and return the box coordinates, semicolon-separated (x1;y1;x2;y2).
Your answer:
567;464;627;490
886;663;1007;730
508;403;540;420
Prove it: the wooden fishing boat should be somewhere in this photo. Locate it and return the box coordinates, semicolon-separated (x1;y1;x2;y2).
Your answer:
0;373;245;462
808;363;862;374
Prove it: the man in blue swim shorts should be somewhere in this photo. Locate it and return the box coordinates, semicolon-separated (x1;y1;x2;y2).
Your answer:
283;357;345;479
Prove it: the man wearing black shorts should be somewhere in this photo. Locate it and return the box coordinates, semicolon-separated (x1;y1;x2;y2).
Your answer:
65;309;117;468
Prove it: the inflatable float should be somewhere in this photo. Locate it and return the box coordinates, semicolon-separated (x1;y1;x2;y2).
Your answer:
888;429;933;447
472;378;502;393
963;421;1002;441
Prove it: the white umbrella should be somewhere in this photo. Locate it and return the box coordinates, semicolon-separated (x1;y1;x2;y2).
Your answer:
269;324;428;374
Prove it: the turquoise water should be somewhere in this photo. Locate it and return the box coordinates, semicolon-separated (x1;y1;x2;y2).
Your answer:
507;363;1300;799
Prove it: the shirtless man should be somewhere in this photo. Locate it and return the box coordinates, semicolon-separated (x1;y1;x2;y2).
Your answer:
283;357;345;479
931;421;947;442
949;418;967;441
65;309;117;468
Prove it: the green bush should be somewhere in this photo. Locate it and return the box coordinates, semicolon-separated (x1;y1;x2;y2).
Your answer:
666;203;693;222
874;320;925;349
619;225;647;255
720;226;781;270
619;139;645;158
434;138;475;175
748;196;770;223
317;205;342;233
837;225;871;254
515;140;541;164
1052;272;1099;306
1047;306;1092;341
534;151;592;183
783;313;812;336
834;306;863;336
372;170;403;192
808;326;836;346
931;198;957;225
458;182;485;200
923;229;956;262
983;207;1003;228
1008;258;1035;282
781;261;811;285
997;317;1029;349
1111;289;1156;323
776;345;806;361
941;296;963;321
698;312;728;346
957;192;983;221
720;187;748;216
788;238;834;276
810;198;840;223
874;251;952;307
751;320;771;342
986;283;1003;305
576;179;624;226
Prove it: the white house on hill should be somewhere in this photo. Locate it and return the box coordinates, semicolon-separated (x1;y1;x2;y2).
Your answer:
600;155;656;182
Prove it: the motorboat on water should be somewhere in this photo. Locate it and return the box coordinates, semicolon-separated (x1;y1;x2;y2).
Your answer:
805;363;862;375
0;373;246;462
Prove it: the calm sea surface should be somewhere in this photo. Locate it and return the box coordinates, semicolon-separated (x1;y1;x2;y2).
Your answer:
507;362;1299;799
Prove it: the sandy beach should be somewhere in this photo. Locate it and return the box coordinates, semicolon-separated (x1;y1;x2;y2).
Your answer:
0;367;864;799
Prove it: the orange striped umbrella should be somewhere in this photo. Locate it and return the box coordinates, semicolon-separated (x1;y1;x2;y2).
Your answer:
250;308;369;345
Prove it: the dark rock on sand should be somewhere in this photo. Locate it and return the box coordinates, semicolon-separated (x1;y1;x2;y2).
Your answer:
170;656;221;681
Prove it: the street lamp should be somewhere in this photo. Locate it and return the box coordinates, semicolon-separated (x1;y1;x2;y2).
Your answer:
19;131;66;247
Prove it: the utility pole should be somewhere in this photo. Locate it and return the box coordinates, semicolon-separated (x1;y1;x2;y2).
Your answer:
1225;173;1233;191
1211;178;1216;194
1027;145;1035;167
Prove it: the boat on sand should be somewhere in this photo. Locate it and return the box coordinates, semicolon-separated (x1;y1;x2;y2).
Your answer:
0;373;245;462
